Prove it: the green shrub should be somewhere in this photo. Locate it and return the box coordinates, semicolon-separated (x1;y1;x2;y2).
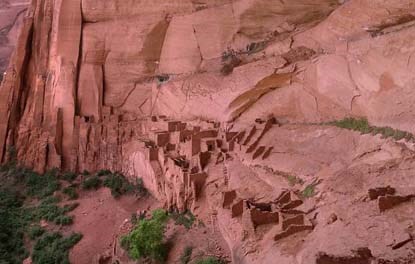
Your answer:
32;200;63;223
61;171;77;182
220;54;241;76
195;257;225;264
96;169;112;177
28;225;45;240
24;170;60;199
301;184;317;199
103;173;135;198
180;246;193;264
0;170;82;263
131;213;138;225
328;117;414;141
121;209;169;261
136;178;147;196
62;187;78;200
328;118;371;133
197;220;206;228
170;211;195;229
82;176;102;190
286;175;304;186
0;189;28;264
63;203;79;212
39;196;60;204
54;215;73;225
30;199;76;226
32;232;82;264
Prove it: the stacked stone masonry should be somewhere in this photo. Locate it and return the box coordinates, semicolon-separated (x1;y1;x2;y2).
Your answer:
368;186;415;212
142;116;229;211
223;189;314;241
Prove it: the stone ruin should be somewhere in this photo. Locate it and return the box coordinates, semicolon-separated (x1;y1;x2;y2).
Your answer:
141;116;237;211
222;189;314;241
213;117;315;241
230;117;278;161
137;115;286;216
139;115;283;212
368;186;415;213
316;247;373;264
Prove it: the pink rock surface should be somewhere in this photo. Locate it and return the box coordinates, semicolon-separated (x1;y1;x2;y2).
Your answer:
1;0;415;263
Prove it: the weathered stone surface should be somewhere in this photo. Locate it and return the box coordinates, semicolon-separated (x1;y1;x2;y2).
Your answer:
274;224;313;241
3;0;415;263
0;0;28;77
368;186;396;200
378;195;414;212
250;208;279;228
222;190;237;209
231;199;244;218
316;248;373;264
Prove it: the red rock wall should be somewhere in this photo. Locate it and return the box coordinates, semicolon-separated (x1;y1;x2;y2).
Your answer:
0;0;157;173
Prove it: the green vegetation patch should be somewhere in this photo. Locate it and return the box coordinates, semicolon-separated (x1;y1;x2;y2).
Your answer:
25;169;60;199
0;188;79;263
300;179;323;199
27;225;45;240
0;164;83;264
286;174;304;187
60;171;77;182
121;209;169;262
301;184;316;199
0;162;150;263
103;173;136;198
29;197;77;226
328;117;414;141
83;171;147;198
0;189;29;264
180;246;193;264
96;169;112;177
82;176;102;190
170;211;196;229
63;186;78;200
32;232;82;264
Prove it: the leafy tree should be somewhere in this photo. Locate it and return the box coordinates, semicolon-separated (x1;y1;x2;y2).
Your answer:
121;209;169;262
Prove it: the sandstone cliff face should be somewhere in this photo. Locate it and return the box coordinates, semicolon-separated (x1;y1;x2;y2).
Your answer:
1;0;415;263
0;0;29;79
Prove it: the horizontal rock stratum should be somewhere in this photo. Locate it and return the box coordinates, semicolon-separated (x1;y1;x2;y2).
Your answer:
1;0;415;263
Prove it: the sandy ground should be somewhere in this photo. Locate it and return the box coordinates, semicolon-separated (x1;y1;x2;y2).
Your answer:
68;188;159;264
164;220;231;264
65;187;230;264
